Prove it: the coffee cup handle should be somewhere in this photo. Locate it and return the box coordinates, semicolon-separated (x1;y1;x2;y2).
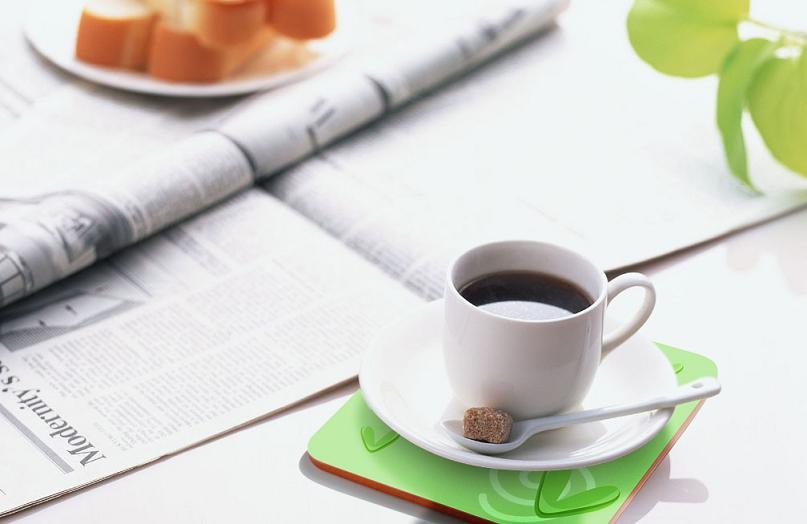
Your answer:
602;273;656;356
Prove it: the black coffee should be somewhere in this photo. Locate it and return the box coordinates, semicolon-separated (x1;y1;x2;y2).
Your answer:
459;271;592;321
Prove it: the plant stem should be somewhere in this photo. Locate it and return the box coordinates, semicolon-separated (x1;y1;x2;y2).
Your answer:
745;18;783;33
745;17;807;44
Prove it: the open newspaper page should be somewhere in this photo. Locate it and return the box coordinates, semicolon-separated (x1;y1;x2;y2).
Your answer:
0;189;419;516
0;3;68;126
0;0;567;514
262;0;807;300
0;0;567;308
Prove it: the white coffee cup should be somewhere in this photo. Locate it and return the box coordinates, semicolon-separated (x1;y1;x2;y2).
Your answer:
443;240;656;419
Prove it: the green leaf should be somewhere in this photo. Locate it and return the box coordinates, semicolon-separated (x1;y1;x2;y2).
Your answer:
627;0;749;77
716;38;778;189
747;48;807;177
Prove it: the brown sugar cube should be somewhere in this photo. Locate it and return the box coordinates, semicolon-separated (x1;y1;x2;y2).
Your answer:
463;407;513;444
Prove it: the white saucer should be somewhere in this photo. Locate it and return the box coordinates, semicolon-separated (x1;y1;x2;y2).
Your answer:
24;0;352;98
359;300;677;471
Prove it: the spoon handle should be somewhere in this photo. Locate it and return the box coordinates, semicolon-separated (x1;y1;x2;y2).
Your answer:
526;378;721;433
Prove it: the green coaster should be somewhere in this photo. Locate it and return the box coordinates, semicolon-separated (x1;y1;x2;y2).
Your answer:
308;344;717;523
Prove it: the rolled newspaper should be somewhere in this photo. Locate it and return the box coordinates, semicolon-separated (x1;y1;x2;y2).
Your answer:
0;0;568;308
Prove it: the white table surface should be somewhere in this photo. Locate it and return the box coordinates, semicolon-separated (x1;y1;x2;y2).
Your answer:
6;205;807;522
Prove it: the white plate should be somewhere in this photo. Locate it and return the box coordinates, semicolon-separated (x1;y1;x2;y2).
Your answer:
24;0;352;98
359;300;677;471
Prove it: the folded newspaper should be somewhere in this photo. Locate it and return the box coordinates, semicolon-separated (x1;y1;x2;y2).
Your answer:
0;0;805;516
